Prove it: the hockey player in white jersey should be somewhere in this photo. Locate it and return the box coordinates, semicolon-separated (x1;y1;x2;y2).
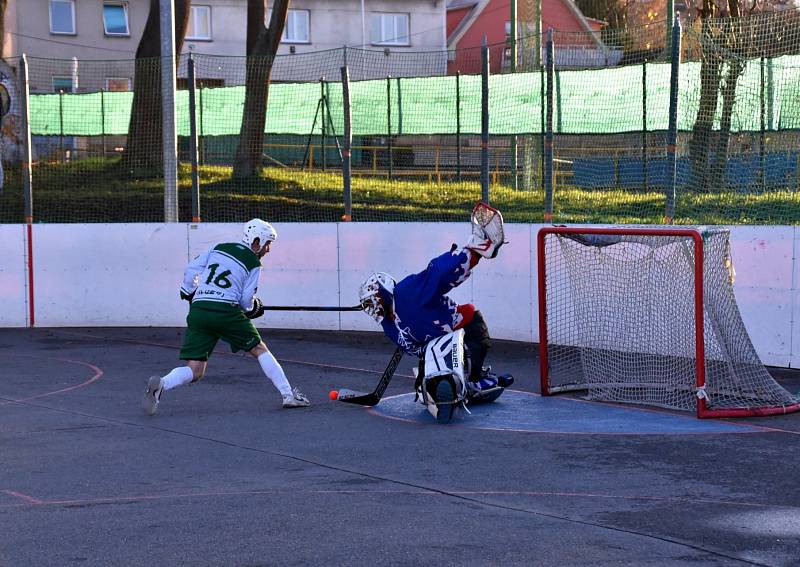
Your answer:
142;219;310;415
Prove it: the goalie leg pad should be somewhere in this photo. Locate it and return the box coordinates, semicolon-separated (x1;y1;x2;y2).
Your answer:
462;311;491;381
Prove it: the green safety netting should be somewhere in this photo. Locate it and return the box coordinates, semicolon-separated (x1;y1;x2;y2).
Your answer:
27;55;800;137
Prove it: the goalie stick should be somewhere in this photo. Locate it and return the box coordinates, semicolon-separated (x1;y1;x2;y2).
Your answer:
337;347;404;406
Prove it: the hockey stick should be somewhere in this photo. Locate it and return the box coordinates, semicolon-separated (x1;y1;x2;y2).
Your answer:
262;305;363;311
337;347;404;406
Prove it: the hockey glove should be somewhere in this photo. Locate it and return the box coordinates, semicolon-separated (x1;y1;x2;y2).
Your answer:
245;297;266;319
465;202;505;259
180;290;195;303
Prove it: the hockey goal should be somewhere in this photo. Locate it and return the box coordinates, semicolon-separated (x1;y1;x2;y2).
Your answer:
537;226;800;418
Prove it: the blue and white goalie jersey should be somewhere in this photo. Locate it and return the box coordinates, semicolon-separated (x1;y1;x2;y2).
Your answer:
379;248;473;356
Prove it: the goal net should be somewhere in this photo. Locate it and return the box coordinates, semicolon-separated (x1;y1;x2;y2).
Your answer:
538;226;800;418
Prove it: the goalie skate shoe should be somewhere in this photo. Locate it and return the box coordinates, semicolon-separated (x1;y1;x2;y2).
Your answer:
282;387;311;408
480;367;514;388
435;377;456;424
142;375;164;416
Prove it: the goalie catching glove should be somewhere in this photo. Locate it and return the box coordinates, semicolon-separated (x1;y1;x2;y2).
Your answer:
245;297;266;319
465;202;505;259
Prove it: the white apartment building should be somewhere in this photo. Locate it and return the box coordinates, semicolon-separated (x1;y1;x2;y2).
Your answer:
4;0;448;91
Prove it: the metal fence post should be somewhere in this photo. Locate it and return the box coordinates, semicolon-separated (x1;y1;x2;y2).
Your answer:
396;77;402;135
643;60;648;192
666;0;675;52
481;36;489;204
540;56;545;194
19;54;33;223
197;74;205;166
58;89;64;162
386;75;392;179
665;17;682;224
188;53;201;222
100;88;106;157
759;56;766;191
510;0;518;191
321;77;327;172
543;29;554;222
456;71;462;182
341;66;353;221
160;0;179;223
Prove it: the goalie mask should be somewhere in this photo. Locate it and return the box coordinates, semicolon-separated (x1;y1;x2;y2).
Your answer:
242;219;278;249
358;272;396;323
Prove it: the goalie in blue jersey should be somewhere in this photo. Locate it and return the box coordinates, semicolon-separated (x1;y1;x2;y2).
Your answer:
358;203;513;393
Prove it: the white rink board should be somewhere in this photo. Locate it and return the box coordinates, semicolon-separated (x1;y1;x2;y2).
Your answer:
728;226;794;368
471;223;534;342
33;224;189;326
7;221;800;369
0;225;28;327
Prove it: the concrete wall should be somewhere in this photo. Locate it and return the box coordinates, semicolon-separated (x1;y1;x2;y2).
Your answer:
3;222;798;369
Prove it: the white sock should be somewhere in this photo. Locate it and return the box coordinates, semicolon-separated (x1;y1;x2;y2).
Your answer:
257;351;293;397
162;366;194;391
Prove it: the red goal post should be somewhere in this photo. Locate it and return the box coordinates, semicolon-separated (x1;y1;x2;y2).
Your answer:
537;225;800;419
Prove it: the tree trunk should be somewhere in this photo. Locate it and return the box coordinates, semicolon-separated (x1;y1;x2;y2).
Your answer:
232;0;290;179
688;2;722;192
122;0;190;172
709;58;744;190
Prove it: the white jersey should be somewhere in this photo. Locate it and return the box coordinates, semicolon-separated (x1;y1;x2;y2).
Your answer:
181;242;262;311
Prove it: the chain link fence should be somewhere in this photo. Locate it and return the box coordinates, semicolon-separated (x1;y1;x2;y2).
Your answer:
0;9;799;224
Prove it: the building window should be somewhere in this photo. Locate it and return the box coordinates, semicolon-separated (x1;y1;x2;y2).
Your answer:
283;10;310;43
50;0;76;35
370;13;409;46
52;77;75;93
103;3;130;36
186;6;212;41
105;78;131;92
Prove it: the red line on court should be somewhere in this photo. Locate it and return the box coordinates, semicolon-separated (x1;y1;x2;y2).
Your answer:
2;490;44;504
0;355;104;405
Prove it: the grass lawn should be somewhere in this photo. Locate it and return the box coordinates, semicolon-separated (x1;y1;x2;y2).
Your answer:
1;157;799;225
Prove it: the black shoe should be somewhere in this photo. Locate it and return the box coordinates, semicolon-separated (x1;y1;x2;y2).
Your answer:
497;374;514;388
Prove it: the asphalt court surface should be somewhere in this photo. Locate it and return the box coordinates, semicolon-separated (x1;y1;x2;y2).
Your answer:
3;327;800;566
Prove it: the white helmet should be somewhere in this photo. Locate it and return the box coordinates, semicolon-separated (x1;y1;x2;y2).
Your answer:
242;219;277;248
358;272;396;323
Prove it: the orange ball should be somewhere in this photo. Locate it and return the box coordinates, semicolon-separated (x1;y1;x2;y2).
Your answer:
329;390;339;400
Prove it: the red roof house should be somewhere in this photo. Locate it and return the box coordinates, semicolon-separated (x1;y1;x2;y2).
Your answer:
447;0;616;74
